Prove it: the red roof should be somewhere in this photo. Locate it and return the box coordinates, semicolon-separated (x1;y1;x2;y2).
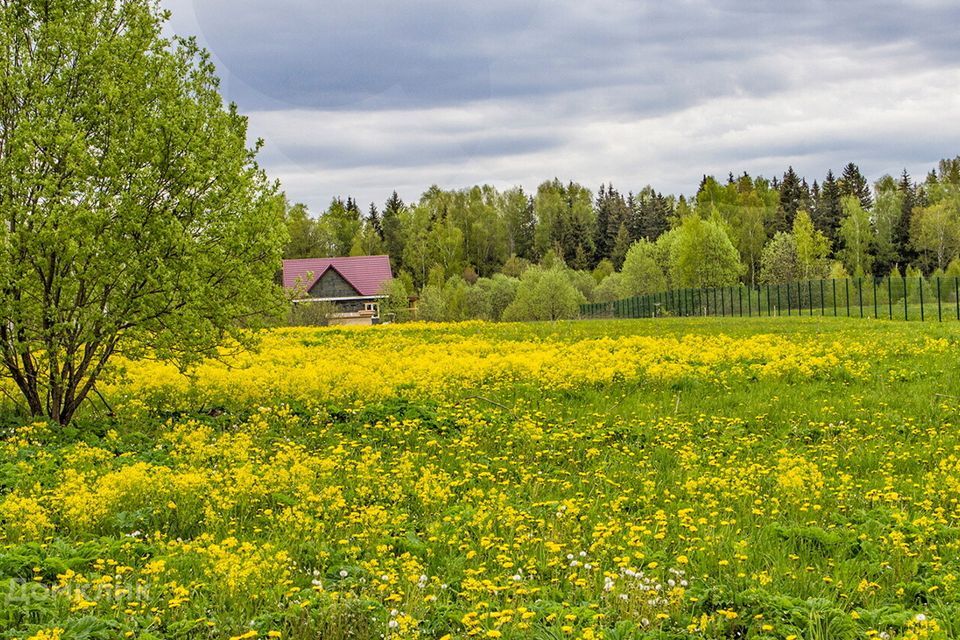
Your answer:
283;255;393;297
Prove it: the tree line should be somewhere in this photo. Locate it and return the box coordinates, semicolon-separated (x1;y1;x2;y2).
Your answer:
286;157;960;321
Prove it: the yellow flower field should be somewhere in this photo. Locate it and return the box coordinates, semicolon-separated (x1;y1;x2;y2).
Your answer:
2;318;960;639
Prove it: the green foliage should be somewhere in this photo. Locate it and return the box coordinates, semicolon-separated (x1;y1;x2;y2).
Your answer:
502;266;586;321
793;210;830;280
0;0;287;424
759;233;800;285
839;196;874;277
669;215;742;288
620;240;667;296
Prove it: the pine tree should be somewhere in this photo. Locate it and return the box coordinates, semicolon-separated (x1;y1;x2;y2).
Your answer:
367;203;383;239
895;170;917;268
776;166;804;232
814;170;843;248
839;162;872;209
382;191;406;271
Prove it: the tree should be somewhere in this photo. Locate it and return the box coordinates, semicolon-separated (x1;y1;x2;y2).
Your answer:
533;180;596;267
0;0;286;424
911;201;960;272
814;170;843;246
777;166;808;232
793;210;830;280
669;216;742;288
620;240;667;295
382;191;406;270
759;233;801;284
871;178;904;274
284;202;325;259
839;196;873;277
839;162;873;210
502;266;585;321
500;187;536;261
895;170;918;267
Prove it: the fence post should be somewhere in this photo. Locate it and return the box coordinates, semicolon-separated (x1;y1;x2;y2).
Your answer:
872;278;878;319
920;277;925;322
937;277;942;322
832;279;837;316
858;278;864;318
844;279;850;316
903;275;909;320
787;282;792;316
888;276;893;320
820;280;825;316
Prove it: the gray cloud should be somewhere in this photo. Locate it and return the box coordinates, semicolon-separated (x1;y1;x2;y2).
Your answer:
162;0;960;210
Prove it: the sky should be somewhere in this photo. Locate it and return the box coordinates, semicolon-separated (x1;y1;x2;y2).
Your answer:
162;0;960;213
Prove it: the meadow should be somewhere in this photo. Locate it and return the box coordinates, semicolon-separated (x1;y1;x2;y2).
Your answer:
2;318;960;640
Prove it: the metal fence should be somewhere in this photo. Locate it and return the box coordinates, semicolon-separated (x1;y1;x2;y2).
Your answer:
581;276;960;322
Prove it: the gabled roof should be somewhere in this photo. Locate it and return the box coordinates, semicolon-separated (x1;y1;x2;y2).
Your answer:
283;255;393;297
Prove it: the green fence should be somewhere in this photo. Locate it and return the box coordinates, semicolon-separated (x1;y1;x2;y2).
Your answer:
581;276;960;322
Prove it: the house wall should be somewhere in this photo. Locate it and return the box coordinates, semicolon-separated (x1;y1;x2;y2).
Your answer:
309;268;360;299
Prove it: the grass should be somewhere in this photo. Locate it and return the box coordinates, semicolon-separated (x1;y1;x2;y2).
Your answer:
1;317;960;639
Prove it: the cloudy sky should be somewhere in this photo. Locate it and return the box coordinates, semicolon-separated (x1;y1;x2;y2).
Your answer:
162;0;960;213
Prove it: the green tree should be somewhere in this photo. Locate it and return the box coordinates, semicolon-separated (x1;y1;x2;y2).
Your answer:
502;266;585;321
814;170;843;246
382;191;406;270
620;240;667;295
840;162;873;209
669;216;742;288
0;0;286;424
284;202;325;259
839;196;873;277
759;233;800;284
871;178;904;274
793;210;830;280
911;201;960;272
533;180;596;267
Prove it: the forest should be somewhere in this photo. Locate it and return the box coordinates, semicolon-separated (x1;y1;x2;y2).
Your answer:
285;157;960;321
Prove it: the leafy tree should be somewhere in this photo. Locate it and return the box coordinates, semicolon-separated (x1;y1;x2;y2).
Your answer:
533;180;596;267
669;216;742;288
321;197;362;256
911;200;960;272
593;272;625;303
380;277;412;321
793;210;830;280
620;240;667;295
284;202;325;259
839;196;873;277
592;259;615;284
502;266;585;321
473;274;519;321
871;178;904;274
759;233;800;284
0;0;286;424
500;187;536;261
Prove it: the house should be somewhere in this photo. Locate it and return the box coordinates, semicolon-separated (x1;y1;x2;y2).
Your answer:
283;255;393;325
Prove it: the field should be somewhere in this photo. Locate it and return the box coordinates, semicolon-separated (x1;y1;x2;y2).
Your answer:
3;318;960;640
